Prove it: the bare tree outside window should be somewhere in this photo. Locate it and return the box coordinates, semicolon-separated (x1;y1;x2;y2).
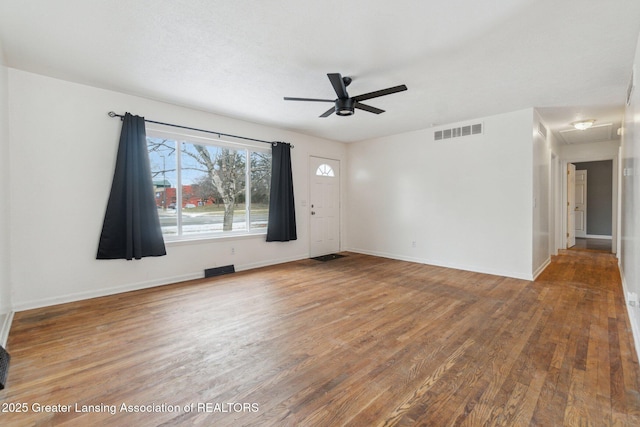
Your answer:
147;135;271;237
183;144;246;231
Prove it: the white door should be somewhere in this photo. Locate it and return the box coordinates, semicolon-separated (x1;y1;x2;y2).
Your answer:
567;163;576;248
574;169;587;238
309;156;340;257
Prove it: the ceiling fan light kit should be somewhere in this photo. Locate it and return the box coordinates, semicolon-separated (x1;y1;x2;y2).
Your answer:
284;73;407;118
335;98;355;116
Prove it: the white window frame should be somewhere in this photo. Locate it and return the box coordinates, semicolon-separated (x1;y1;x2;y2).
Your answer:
146;127;271;242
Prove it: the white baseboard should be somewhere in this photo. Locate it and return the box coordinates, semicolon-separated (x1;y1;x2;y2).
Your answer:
619;263;640;363
12;255;310;312
533;257;551;281
235;254;309;272
585;234;612;240
13;272;203;312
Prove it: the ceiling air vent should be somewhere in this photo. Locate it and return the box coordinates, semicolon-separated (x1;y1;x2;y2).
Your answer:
434;123;483;141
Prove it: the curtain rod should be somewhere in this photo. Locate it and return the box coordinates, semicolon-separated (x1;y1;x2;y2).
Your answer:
107;111;292;148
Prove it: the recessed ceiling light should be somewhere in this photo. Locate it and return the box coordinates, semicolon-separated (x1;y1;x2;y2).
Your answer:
571;119;596;130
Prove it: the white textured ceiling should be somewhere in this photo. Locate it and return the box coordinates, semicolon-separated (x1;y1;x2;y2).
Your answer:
1;0;639;143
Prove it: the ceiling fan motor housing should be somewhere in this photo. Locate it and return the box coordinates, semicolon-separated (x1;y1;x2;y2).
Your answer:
335;98;355;116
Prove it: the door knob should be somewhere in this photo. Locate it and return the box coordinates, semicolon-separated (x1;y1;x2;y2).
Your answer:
311;211;316;215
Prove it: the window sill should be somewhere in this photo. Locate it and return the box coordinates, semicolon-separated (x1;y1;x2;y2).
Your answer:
164;231;267;247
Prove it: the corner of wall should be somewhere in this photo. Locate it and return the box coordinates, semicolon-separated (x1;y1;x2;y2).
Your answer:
532;108;553;278
0;39;14;346
0;37;13;322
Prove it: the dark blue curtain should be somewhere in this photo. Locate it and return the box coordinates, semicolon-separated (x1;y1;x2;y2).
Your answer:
97;113;166;260
266;142;297;242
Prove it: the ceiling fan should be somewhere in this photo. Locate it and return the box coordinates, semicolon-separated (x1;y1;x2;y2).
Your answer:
284;73;408;117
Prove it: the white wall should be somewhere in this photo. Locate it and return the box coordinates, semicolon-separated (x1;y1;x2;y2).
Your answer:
620;32;640;358
347;108;534;280
8;69;347;310
532;110;552;278
0;39;12;343
559;139;620;160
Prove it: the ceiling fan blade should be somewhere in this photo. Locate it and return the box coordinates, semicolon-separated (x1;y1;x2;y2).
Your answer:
327;73;349;99
284;97;335;102
319;107;335;118
352;84;408;102
354;103;385;114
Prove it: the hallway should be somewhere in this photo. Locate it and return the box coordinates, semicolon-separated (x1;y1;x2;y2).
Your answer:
535;249;640;425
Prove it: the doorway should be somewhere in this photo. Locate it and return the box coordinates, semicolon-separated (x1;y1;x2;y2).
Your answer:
563;159;616;253
567;163;576;248
574;169;587;238
309;156;341;258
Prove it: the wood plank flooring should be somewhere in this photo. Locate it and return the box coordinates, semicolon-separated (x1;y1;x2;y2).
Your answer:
1;251;639;426
573;237;612;252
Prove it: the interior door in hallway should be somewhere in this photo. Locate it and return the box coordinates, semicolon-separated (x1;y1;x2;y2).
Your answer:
567;163;576;248
574;169;587;238
309;156;340;258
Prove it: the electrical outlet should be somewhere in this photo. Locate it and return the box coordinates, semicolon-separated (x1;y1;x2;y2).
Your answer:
412;241;417;248
231;247;235;255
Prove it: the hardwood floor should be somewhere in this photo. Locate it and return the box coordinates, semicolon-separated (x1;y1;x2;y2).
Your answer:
573;237;612;252
1;251;639;426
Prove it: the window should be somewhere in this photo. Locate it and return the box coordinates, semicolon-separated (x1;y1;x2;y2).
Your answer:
147;131;271;239
316;163;335;177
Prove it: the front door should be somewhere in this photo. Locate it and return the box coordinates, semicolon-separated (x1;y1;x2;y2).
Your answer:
309;156;340;257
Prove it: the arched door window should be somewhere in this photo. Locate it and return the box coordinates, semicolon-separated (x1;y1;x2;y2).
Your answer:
316;163;335;177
